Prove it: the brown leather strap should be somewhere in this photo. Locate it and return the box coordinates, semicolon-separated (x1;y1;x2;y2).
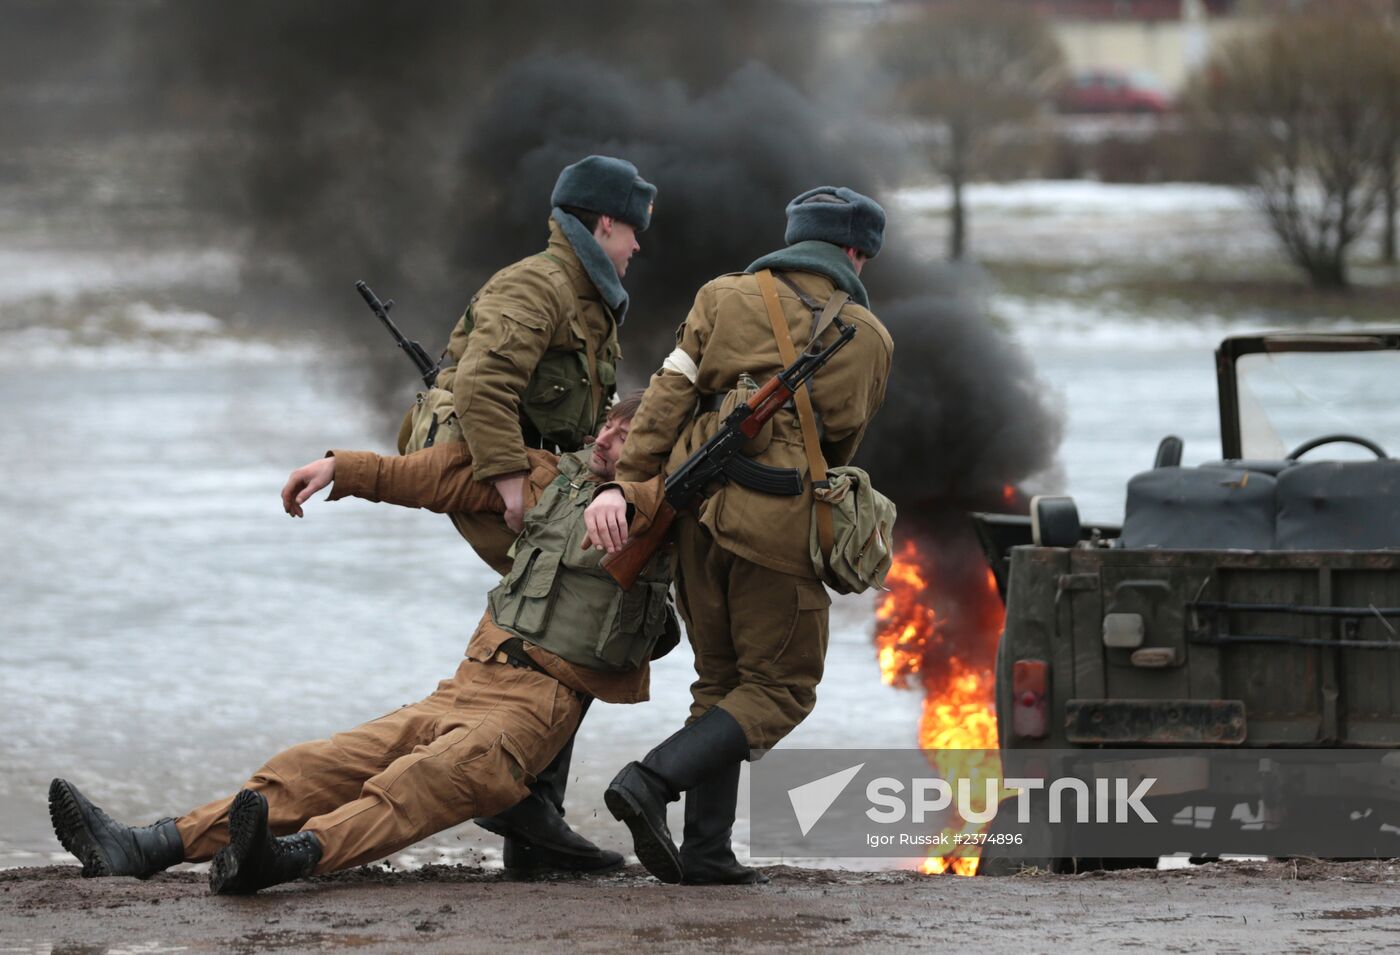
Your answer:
811;289;851;346
756;269;835;559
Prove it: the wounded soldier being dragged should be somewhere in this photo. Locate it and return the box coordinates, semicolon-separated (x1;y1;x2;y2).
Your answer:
48;392;676;895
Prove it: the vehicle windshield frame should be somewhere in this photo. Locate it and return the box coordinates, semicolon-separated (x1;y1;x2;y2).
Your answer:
1216;331;1400;459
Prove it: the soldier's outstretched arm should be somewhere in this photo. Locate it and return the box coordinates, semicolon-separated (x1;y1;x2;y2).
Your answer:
281;448;477;518
281;445;559;518
281;456;336;517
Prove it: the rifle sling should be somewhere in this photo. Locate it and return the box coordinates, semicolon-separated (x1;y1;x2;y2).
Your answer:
755;269;842;561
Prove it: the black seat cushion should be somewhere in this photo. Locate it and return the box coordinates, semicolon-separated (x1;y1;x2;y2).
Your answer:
1122;467;1277;550
1275;460;1400;550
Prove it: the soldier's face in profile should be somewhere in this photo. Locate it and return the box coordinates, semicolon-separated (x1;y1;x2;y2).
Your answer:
594;217;641;278
587;414;633;479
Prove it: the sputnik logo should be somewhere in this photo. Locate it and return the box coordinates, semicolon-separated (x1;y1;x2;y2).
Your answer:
787;763;865;836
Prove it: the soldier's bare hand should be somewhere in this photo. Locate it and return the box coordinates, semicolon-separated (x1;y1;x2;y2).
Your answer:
494;473;527;533
583;488;629;554
282;456;336;518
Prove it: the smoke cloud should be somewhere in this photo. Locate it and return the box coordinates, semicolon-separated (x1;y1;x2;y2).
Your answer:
34;0;1064;511
453;55;900;371
851;278;1065;510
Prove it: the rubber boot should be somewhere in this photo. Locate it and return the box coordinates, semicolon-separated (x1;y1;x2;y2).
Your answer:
209;790;322;895
48;778;184;879
604;707;750;884
680;762;768;885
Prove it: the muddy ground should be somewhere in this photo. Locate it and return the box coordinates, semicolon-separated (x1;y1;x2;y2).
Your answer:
4;861;1400;954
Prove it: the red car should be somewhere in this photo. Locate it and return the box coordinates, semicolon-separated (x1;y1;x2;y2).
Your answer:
1056;70;1172;114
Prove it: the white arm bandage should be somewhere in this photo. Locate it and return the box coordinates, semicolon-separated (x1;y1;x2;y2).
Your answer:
661;347;700;384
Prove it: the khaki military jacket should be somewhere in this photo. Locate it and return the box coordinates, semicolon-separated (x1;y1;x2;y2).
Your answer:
435;218;621;482
329;443;663;703
616;269;893;578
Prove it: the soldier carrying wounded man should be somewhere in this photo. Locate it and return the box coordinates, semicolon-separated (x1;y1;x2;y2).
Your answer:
48;391;677;894
407;154;656;874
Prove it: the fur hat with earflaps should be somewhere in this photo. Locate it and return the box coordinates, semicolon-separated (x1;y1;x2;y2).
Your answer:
552;155;657;231
783;186;885;257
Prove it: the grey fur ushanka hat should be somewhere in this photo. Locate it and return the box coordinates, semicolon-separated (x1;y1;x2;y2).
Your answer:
784;186;886;257
551;155;656;231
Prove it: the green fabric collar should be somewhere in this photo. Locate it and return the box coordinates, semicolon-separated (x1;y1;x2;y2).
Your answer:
744;240;869;309
551;208;628;323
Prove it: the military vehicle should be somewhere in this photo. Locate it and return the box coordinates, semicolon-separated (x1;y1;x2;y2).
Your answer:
973;331;1400;870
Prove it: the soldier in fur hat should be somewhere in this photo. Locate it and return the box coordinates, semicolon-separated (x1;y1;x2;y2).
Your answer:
405;155;657;875
584;187;894;885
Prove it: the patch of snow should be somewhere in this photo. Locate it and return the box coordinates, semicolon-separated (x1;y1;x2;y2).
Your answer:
894;180;1250;217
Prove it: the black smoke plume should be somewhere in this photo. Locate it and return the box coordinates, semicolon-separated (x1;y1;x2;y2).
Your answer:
133;1;1061;511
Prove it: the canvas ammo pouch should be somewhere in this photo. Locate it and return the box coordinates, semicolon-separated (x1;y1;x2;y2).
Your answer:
399;386;462;455
808;466;897;594
689;372;773;458
754;268;897;595
487;451;676;671
522;343;617;450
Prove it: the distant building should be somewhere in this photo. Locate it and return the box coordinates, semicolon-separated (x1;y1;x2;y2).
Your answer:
1036;0;1264;94
856;2;1272;97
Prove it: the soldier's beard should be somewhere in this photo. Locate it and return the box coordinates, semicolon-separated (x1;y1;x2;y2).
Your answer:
587;452;613;481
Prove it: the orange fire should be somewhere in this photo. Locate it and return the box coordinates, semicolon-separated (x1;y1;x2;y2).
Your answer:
875;538;1006;876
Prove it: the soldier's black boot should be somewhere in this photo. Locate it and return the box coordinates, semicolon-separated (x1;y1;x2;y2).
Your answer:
209;790;322;895
478;793;624;875
605;707;750;884
680;762;768;885
476;711;623;874
48;778;184;879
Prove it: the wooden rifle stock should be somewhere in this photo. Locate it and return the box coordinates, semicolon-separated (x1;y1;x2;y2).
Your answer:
598;319;854;590
601;500;678;590
741;374;790;435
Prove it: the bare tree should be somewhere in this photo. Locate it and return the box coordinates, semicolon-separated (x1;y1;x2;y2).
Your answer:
1187;8;1396;287
1376;21;1400;264
1381;128;1399;265
876;1;1063;260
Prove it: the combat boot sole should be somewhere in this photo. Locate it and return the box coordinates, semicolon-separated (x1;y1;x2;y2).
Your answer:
48;779;115;878
604;766;683;885
48;778;181;879
209;789;267;895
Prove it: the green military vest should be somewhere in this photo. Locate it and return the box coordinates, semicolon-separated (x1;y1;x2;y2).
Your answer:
488;451;673;672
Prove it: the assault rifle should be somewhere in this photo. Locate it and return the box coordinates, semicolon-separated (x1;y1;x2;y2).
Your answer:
601;316;858;590
356;280;439;389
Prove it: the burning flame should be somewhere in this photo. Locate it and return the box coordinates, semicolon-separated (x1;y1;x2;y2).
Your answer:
875;532;1007;877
